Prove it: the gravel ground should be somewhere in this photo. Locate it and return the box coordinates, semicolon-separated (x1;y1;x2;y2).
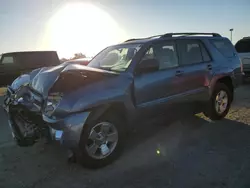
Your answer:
1;85;250;188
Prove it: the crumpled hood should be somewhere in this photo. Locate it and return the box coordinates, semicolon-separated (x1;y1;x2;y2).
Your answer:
29;64;118;96
30;65;65;96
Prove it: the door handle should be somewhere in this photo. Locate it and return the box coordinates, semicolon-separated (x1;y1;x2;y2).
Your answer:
175;70;184;76
207;64;212;70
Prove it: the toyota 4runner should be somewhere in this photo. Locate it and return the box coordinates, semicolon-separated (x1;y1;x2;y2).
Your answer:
4;32;243;168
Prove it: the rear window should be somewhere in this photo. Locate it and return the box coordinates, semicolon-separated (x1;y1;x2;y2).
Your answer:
1;56;14;64
210;39;235;58
19;52;60;67
235;39;250;53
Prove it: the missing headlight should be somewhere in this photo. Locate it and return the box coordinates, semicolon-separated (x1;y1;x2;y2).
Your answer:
44;92;63;116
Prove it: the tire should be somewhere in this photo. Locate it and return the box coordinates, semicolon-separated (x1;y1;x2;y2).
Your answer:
204;83;232;120
76;111;125;169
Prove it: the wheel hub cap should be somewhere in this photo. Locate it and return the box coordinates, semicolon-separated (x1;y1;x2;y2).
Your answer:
215;90;228;114
86;122;118;159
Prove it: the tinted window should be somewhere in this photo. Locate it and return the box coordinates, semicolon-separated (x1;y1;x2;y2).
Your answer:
235;39;250;53
142;42;178;70
18;52;60;68
178;40;203;65
1;56;14;64
210;39;235;58
200;43;211;61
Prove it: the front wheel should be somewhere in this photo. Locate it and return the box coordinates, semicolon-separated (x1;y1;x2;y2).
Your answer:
204;83;232;120
76;112;125;168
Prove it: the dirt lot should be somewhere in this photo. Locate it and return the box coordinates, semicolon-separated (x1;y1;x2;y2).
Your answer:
1;85;250;188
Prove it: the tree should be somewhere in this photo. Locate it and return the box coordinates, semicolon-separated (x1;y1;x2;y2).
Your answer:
60;58;68;63
71;53;86;60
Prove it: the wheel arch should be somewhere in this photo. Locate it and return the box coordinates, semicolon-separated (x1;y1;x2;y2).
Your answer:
86;102;128;125
211;76;234;101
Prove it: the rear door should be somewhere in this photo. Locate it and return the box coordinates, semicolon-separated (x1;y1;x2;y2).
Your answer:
175;39;212;102
0;54;20;86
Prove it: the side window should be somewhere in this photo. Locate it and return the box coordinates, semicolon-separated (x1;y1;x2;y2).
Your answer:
1;56;14;64
200;43;211;62
141;42;178;70
142;47;154;60
210;39;235;58
177;40;203;65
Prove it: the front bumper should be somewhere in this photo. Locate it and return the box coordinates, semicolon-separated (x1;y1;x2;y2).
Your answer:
4;85;91;150
44;112;90;149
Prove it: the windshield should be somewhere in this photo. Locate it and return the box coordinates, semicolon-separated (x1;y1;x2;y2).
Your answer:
88;44;141;72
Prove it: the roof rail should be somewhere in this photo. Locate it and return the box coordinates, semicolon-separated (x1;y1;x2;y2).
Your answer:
161;32;221;38
124;38;141;42
124;34;163;42
124;33;221;42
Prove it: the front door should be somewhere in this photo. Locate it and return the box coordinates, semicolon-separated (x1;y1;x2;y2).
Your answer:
134;40;183;118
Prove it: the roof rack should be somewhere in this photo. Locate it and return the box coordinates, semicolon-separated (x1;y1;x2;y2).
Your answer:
124;34;163;42
124;32;221;42
161;32;221;38
124;38;141;42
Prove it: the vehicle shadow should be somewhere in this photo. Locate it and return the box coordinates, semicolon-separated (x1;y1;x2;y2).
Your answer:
2;111;250;188
91;116;250;188
125;112;250;153
123;108;203;153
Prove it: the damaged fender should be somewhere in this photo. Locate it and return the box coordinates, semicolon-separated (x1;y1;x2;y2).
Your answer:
43;111;90;149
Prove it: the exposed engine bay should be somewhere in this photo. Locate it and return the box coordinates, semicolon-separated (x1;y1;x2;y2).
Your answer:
5;86;51;146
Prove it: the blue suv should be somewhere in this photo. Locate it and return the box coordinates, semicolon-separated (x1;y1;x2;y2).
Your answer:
4;32;243;168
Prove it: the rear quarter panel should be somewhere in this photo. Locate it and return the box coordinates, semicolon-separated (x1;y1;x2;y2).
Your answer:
202;38;242;95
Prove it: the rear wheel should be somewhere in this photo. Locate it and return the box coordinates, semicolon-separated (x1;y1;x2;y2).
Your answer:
76;112;125;168
204;83;232;120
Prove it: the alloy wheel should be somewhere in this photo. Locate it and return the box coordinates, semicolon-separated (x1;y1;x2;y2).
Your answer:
86;122;118;159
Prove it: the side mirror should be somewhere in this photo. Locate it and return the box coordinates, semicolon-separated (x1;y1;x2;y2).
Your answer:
138;58;159;74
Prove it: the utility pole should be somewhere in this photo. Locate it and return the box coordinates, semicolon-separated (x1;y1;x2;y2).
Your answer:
229;28;234;42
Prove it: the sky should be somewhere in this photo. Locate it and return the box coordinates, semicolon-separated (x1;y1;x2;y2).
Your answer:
0;0;249;58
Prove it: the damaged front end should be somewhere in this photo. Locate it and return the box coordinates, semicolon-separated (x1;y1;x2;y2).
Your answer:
4;85;51;146
4;64;117;149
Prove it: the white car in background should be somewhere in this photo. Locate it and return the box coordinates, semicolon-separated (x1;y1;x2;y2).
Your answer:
235;37;250;82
